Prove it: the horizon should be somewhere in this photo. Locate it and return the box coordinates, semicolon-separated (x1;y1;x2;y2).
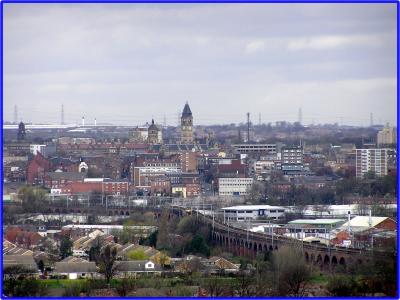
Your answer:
4;3;397;127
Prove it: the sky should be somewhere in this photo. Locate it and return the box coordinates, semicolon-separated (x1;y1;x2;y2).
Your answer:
4;3;397;126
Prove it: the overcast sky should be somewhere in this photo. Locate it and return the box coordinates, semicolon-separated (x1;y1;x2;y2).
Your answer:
4;3;397;126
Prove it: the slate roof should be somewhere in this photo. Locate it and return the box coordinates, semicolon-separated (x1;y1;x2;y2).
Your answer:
182;103;192;117
3;255;38;273
54;262;97;273
47;172;85;181
115;261;162;272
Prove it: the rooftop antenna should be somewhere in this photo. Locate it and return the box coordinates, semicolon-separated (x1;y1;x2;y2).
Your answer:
82;116;85;127
94;118;97;127
247;112;250;143
14;105;18;124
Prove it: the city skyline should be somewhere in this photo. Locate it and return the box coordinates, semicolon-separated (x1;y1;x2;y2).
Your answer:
4;3;397;126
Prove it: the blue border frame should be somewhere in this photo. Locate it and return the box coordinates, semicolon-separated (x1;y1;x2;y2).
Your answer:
0;0;398;299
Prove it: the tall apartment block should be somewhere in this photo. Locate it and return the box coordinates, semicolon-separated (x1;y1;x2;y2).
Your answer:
355;148;388;178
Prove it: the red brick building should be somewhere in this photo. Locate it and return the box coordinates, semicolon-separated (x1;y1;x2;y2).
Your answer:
26;153;51;185
150;176;171;195
103;179;129;195
181;151;197;173
186;183;201;197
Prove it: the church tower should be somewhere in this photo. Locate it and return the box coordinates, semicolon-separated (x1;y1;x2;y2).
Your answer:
180;102;193;144
148;119;160;144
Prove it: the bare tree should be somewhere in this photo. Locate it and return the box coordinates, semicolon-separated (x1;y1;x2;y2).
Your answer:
272;246;311;296
99;244;118;284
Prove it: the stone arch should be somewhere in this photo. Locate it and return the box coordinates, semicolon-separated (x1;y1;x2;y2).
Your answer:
125;211;130;216
339;257;345;266
310;253;315;263
62;209;67;214
258;243;262;252
263;244;268;252
316;254;322;264
114;210;118;216
77;210;81;214
324;255;330;266
269;245;273;251
108;211;113;216
331;256;338;266
274;245;278;250
305;252;309;262
120;210;124;215
55;208;60;213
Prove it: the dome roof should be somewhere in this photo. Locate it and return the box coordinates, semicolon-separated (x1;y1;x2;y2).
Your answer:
148;119;159;131
182;102;192;118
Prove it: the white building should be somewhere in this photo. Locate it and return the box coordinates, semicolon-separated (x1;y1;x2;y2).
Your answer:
221;205;285;222
355;148;389;178
30;144;46;155
377;124;397;145
218;178;253;196
233;144;277;154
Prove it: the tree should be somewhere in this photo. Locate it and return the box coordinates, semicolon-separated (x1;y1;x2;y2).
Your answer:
127;249;149;260
140;230;158;247
37;260;45;274
59;236;73;259
18;186;49;213
156;210;171;250
326;275;358;296
88;236;103;263
99;244;118;283
271;246;311;296
3;266;46;296
186;234;210;257
246;181;266;204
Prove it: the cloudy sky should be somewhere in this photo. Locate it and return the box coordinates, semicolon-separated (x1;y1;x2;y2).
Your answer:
4;3;397;126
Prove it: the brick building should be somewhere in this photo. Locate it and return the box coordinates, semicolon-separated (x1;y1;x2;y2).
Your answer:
26;152;51;185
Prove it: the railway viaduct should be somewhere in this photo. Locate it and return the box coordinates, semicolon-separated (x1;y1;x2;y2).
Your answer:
45;203;395;270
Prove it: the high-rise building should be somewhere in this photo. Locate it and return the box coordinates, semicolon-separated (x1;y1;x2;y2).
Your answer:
355;148;388;178
377;124;397;146
281;146;304;173
181;102;193;144
180;151;197;173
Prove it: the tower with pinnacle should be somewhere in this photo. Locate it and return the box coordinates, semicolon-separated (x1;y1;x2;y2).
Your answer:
180;102;194;144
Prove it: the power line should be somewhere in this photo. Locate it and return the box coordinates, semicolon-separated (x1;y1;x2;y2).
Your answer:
61;104;65;125
247;112;250;143
13;105;18;124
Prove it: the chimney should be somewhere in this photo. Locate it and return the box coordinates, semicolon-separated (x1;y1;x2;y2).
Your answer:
368;209;372;228
94;118;97;127
347;211;351;234
82;116;85;127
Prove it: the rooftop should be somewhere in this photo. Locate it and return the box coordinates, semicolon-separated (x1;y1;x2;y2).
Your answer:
289;219;346;225
222;205;285;211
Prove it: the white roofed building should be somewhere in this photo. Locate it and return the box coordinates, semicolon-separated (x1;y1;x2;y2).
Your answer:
221;205;285;222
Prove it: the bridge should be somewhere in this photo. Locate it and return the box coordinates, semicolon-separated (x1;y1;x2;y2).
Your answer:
190;209;395;271
41;201;395;270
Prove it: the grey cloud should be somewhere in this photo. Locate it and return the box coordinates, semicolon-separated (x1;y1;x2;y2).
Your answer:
4;3;396;126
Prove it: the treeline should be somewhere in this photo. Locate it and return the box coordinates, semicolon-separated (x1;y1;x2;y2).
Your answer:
247;174;396;207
